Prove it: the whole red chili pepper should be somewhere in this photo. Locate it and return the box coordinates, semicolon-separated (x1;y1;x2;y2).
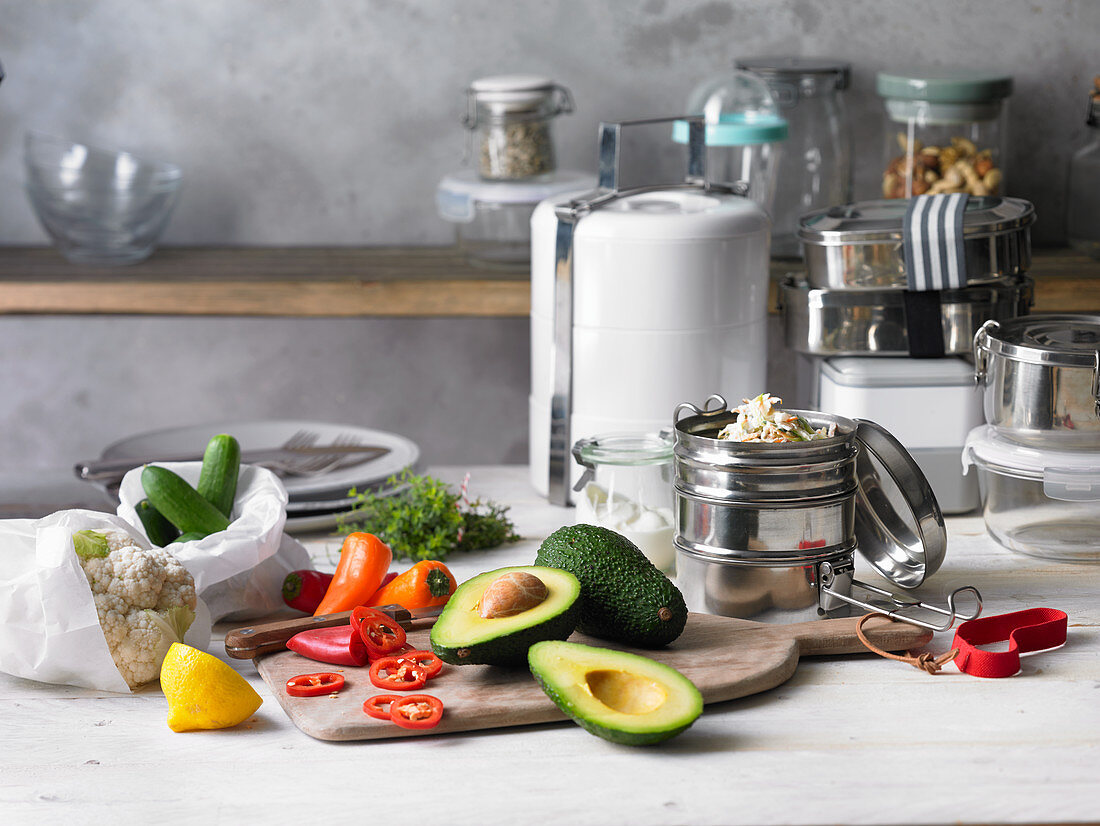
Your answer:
286;624;368;667
282;570;334;613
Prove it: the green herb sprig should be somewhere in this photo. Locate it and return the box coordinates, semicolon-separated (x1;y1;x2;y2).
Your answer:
336;470;521;562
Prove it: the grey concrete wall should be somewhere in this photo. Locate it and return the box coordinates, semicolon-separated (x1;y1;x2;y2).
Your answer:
0;0;1095;471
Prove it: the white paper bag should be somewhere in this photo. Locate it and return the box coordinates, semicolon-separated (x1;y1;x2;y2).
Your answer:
0;510;212;693
117;462;311;621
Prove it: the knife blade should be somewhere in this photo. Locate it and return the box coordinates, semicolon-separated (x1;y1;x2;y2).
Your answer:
74;444;391;482
223;604;445;660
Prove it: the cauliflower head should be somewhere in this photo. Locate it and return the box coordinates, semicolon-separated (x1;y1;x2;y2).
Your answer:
73;529;197;689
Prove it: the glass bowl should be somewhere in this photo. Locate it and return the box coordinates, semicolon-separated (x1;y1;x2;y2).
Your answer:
24;133;182;265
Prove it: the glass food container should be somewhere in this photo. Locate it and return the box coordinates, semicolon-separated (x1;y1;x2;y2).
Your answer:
673;70;787;214
436;170;590;269
877;69;1012;200
571;432;676;573
964;425;1100;563
1067;81;1100;259
736;57;852;259
463;75;574;181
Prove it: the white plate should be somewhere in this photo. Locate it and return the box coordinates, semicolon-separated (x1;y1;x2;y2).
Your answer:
101;419;420;499
284;508;355;535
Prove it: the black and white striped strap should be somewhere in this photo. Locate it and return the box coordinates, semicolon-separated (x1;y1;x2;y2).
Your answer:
903;193;969;291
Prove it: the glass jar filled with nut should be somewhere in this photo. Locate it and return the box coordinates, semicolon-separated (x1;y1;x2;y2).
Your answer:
463;75;574;182
877;70;1012;199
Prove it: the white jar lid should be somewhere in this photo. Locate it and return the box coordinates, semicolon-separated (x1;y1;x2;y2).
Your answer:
436;170;592;223
470;75;556;107
963;425;1100;501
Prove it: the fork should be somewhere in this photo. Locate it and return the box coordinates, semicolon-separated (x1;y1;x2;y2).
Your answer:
259;432;365;477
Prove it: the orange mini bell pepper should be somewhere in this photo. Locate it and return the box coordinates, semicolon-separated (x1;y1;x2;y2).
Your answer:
367;560;457;611
313;532;393;616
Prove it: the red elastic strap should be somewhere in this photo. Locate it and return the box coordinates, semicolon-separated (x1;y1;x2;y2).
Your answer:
951;607;1068;678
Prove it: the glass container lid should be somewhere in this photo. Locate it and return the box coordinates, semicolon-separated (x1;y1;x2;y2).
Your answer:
877;69;1013;124
673;70;788;147
735;57;850;90
798;197;1034;246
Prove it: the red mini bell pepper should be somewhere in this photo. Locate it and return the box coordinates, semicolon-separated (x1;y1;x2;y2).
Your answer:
390;694;444;729
282;570;334;614
286;624;368;667
286;672;345;697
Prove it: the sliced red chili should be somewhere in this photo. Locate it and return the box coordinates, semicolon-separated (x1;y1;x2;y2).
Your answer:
286;672;345;697
369;656;427;691
351;606;408;659
363;694;400;720
390;694;443;729
398;650;443;680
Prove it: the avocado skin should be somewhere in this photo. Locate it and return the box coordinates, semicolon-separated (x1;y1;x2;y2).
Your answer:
534;525;688;648
430;600;580;666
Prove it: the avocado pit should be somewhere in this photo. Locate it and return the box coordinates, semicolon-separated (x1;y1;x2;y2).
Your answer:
479;571;549;619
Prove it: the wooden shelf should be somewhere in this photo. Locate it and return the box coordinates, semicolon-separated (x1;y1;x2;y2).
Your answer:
0;245;1098;317
0;247;529;317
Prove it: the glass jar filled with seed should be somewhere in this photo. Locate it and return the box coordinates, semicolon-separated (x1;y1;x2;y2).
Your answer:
463;75;574;181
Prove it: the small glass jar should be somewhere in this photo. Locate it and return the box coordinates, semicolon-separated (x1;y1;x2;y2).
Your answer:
1067;88;1100;259
736;57;852;259
673;70;787;214
877;70;1012;199
463;75;573;181
571;432;675;573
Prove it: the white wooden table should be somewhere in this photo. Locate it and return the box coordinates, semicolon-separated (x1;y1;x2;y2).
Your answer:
2;466;1098;825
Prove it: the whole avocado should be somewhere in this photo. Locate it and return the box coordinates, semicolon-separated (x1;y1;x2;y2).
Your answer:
534;524;687;648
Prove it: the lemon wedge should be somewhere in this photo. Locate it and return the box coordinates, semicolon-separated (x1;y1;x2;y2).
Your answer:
160;643;262;732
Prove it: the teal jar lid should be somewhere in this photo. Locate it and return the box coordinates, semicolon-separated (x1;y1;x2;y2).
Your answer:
672;114;788;147
876;69;1014;104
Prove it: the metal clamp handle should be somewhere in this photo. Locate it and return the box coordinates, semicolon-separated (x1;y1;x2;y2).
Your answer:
819;561;983;632
1093;349;1100;419
972;318;1000;385
674;394;729;424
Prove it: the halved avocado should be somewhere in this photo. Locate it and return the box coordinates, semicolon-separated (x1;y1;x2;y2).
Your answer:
528;640;703;746
429;566;581;665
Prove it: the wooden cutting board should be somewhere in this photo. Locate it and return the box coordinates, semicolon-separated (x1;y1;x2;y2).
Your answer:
255;612;930;742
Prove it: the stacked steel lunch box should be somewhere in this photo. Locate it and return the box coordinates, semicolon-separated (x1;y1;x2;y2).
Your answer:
784;197;1035;356
966;314;1100;562
672;395;950;624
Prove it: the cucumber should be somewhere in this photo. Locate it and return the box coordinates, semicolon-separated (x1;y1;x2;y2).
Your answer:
171;531;207;544
197;433;241;518
141;465;231;537
136;498;180;546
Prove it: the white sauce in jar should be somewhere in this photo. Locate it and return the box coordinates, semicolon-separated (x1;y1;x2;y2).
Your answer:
574;482;676;573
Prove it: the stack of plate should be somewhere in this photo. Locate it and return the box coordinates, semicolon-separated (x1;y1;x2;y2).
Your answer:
99;420;421;534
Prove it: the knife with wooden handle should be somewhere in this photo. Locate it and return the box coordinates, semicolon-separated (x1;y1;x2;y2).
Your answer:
223;604;445;660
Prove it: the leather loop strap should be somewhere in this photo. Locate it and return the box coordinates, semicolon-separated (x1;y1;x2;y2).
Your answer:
856;614;958;674
952;607;1068;678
